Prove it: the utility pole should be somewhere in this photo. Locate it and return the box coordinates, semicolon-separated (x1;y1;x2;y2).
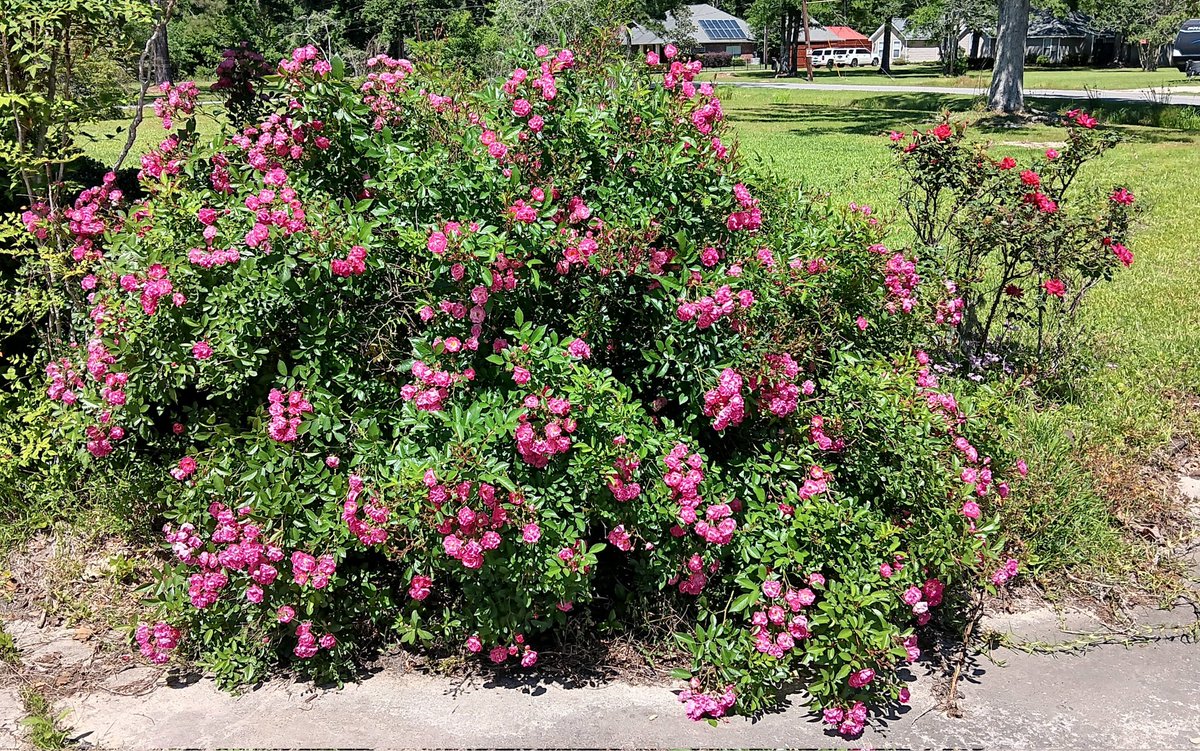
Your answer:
801;0;814;81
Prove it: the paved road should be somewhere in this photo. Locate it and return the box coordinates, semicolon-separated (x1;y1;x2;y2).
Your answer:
724;80;1200;107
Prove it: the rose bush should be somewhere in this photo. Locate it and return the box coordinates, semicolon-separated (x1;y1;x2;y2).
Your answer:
891;114;1137;379
33;41;1027;734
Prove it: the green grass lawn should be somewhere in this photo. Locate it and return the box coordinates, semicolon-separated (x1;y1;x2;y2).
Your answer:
710;63;1200;91
77;111;223;167
721;86;1200;591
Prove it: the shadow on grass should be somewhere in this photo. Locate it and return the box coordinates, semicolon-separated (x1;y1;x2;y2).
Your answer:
727;93;983;137
726;89;1200;142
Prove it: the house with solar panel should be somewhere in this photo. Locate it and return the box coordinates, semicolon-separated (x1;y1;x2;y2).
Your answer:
625;3;759;59
681;4;758;56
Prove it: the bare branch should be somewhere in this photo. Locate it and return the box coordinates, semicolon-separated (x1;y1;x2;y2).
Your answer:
114;0;175;172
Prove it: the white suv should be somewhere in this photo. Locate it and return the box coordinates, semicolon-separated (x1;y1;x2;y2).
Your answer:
811;47;877;69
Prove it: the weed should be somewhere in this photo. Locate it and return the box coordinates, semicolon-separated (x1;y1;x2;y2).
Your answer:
0;623;18;665
20;688;71;750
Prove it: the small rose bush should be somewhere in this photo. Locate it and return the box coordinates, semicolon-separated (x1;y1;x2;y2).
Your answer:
34;42;1027;734
891;113;1136;378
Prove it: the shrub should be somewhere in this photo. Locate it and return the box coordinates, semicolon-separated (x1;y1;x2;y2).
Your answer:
697;51;733;69
30;43;1025;734
210;43;273;126
889;113;1136;379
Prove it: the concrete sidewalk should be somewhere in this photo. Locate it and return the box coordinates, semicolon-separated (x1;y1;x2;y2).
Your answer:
723;80;1200;107
6;605;1191;750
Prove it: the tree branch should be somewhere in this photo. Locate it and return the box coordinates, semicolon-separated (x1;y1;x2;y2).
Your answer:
114;0;175;171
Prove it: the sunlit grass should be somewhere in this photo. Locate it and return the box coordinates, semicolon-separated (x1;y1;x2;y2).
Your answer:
708;62;1200;92
77;110;223;168
720;87;1200;589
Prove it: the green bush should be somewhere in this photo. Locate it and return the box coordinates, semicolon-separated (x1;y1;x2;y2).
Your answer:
28;44;1025;735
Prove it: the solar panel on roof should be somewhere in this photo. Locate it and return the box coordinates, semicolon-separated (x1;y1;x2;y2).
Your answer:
699;18;746;40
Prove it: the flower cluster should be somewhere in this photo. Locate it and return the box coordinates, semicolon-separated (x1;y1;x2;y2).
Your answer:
677;285;753;330
750;580;813;658
45;359;85;404
678;682;737;721
154;80;200;130
514;392;575;468
607;448;642;502
212;44;271;104
823;701;869;737
756;353;803;417
139;135;185;181
403;360;472;411
343;475;389;546
63;172;124;261
242;186;308;251
361;55;417;129
188;246;241;268
135;622;180;665
331;245;369;277
883;252;920;314
990;557;1020;586
291;551;337;589
266;388;312;442
121;263;178;316
430;478;510;570
726;183;761;232
163;503;284;608
702;368;745;431
901;578;944;626
808;415;844;452
293;620;337;659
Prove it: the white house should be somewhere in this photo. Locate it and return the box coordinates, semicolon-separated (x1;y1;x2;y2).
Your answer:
869;19;942;63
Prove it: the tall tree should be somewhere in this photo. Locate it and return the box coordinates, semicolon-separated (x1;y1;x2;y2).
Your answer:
748;0;813;75
150;0;175;83
1083;0;1199;71
988;0;1029;112
845;0;918;73
909;0;996;76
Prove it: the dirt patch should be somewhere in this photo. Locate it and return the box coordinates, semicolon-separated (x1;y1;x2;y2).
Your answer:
0;532;166;704
1;533;155;629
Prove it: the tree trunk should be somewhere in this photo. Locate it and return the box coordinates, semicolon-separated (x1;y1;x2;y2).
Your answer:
1139;42;1160;71
943;23;958;76
151;19;172;84
970;30;981;61
786;10;801;76
988;0;1029;113
800;0;814;81
881;21;893;72
779;14;789;75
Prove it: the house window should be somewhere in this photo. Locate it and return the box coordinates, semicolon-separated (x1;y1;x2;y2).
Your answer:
892;41;902;57
725;45;741;55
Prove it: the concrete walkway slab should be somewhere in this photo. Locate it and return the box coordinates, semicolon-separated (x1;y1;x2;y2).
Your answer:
0;687;24;751
56;624;1200;750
